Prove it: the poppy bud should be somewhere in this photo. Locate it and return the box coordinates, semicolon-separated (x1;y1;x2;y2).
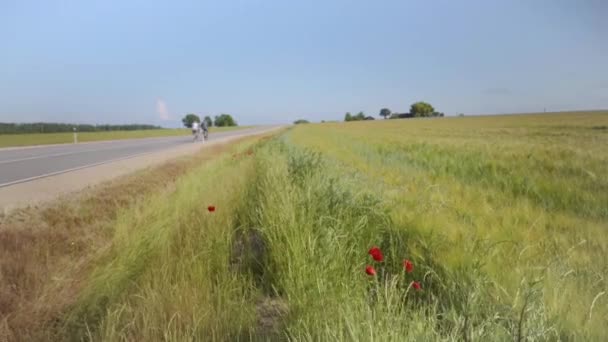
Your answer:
403;259;414;273
368;246;384;262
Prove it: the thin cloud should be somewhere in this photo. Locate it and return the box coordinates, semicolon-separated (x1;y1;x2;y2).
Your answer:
156;99;170;121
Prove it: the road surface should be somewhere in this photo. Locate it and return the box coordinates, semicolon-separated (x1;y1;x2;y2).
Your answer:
0;126;283;212
0;127;272;187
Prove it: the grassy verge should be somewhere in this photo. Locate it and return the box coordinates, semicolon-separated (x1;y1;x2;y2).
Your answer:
0;126;250;148
0;133;270;341
61;143;263;341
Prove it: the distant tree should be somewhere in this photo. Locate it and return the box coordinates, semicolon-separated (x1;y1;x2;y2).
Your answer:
214;114;237;127
410;102;435;117
0;123;163;134
364;116;375;120
203;116;213;127
458;113;465;117
355;112;366;121
293;119;310;124
379;108;391;119
182;113;201;128
344;112;353;122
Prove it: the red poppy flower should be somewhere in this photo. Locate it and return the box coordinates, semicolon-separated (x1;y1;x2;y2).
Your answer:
411;281;421;291
207;205;216;212
368;246;384;262
365;265;376;276
403;259;414;273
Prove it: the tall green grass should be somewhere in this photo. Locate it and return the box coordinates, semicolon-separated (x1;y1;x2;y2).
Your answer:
58;113;607;341
283;113;608;340
59;143;261;341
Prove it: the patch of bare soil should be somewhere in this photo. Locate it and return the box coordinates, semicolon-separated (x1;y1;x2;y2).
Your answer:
256;296;289;338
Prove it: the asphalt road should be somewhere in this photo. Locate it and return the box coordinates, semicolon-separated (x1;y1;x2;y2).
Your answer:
0;127;271;187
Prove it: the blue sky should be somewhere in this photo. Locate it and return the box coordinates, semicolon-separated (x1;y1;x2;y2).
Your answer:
1;0;607;126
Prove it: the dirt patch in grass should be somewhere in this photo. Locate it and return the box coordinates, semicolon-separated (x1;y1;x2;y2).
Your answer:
230;228;268;283
255;296;289;339
0;136;260;341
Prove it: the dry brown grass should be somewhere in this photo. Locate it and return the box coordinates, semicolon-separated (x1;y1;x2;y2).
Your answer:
0;136;263;341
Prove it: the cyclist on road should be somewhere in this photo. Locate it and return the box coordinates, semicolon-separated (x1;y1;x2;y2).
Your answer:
201;120;209;141
192;121;200;141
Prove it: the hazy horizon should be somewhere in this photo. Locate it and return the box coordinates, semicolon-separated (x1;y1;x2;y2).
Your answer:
1;1;607;127
3;109;608;129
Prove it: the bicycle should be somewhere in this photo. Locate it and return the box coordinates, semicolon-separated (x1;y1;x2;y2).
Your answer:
192;129;202;142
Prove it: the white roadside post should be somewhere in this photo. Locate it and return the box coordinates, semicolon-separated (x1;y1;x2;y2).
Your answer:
73;127;78;144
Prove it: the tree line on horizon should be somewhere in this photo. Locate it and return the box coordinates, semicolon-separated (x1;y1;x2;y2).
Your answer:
347;101;445;122
0;122;162;134
181;113;238;128
294;102;446;124
344;111;375;122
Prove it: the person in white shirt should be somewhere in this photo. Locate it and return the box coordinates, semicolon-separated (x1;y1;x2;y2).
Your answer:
192;121;200;141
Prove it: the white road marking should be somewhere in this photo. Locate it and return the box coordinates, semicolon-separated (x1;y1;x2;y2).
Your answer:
0;136;186;165
0;149;161;188
0;127;282;188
